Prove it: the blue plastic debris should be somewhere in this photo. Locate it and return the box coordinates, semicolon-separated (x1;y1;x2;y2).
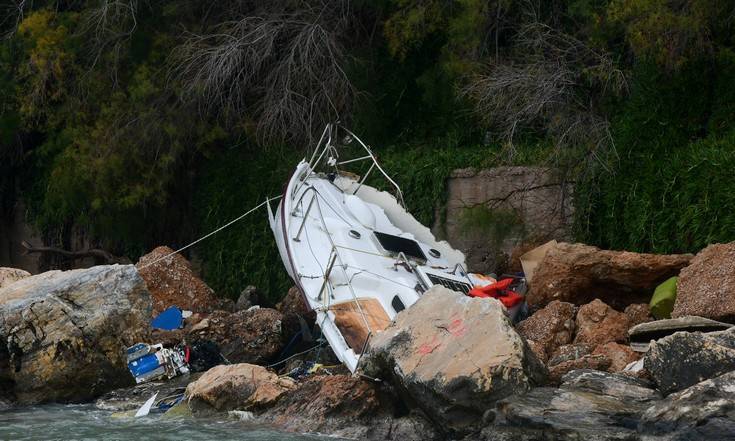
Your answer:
151;306;184;330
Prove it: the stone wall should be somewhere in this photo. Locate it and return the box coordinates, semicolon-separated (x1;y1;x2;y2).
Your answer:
435;166;573;275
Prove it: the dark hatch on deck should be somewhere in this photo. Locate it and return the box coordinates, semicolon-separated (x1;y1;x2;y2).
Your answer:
374;231;427;261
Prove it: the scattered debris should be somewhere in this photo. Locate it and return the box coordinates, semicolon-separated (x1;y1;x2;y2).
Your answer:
151;306;184;331
126;343;189;384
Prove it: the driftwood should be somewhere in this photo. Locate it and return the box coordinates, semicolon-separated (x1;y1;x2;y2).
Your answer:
20;241;129;264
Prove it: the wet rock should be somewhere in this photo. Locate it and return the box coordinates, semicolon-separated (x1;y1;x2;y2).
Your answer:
547;354;611;385
628;315;733;352
494;370;660;440
639;370;735;439
364;286;546;434
185;363;296;411
136;246;221;314
624;303;654;328
673;241;735;322
574;299;630;346
528;242;692;309
592;342;640;373
261;374;440;440
644;328;735;395
188;308;284;364
0;268;30;289
516;300;576;363
276;286;316;338
95;373;200;411
0;265;151;404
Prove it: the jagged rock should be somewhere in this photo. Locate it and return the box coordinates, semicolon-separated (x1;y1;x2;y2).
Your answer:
493;370;660;440
644;328;735;395
592;342;640;373
548;343;594;366
527;242;692;309
547;354;611;384
261;374;440;440
276;286;316;338
639;370;735;439
624;303;654;328
627;315;732;352
0;268;30;289
187;308;284;364
0;265;151;404
136;246;221;314
364;286;546;434
185;363;296;411
235;285;258;311
574;299;630;346
673;241;735;322
516;300;576;362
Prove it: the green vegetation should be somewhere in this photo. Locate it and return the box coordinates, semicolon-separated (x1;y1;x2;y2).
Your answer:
2;1;735;302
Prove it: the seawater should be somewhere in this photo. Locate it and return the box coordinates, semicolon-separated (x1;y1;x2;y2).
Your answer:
0;404;332;441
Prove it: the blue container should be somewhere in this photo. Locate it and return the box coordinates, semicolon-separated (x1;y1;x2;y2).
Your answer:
128;353;161;377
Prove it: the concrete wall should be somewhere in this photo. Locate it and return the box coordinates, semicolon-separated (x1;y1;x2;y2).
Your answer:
435;166;573;275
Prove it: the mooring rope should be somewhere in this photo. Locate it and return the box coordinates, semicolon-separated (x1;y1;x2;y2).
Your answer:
139;195;281;269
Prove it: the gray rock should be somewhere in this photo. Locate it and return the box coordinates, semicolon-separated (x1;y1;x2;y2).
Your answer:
639;370;735;440
492;369;660;440
644;328;735;395
0;265;152;404
364;287;546;435
628;316;733;352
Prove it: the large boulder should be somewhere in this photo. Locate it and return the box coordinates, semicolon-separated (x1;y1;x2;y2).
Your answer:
574;299;630;346
639;370;735;439
187;308;285;364
364;286;546;434
673;241;735;322
136;246;221;314
492;370;660;440
516;300;576;363
0;265;151;404
185;363;295;411
527;242;692;309
0;268;31;289
261;374;439;440
644;328;735;395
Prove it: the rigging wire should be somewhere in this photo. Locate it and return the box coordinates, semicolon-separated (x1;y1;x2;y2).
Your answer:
139;195;281;269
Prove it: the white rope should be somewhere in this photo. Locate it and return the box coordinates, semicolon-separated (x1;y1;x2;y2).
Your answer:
139;196;281;269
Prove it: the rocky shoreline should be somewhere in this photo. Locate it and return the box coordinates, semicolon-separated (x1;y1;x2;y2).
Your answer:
2;243;735;440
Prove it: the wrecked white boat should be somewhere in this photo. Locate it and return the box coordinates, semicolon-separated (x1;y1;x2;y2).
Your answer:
269;124;480;372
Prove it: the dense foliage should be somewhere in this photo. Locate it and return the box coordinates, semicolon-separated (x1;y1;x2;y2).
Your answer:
2;1;734;302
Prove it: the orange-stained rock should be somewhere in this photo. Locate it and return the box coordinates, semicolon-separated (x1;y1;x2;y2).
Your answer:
185;363;295;411
517;300;576;362
673;242;735;321
624;303;654;328
364;286;546;434
574;299;630;346
593;342;640;373
136;246;220;314
188;308;284;364
547;354;611;384
528;242;691;309
261;374;439;440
